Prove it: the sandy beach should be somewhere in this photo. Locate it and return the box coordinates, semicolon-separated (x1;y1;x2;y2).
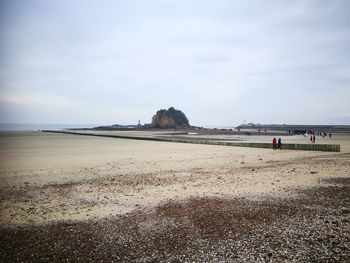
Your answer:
1;131;349;262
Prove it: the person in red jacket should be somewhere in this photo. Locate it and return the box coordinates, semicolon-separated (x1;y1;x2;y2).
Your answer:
272;137;277;150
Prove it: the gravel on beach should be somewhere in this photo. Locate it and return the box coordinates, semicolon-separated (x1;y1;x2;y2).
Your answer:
1;177;349;263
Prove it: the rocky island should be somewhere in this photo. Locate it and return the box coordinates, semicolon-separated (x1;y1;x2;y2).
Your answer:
150;107;190;129
94;107;191;130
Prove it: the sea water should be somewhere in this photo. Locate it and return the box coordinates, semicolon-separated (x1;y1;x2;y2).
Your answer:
0;123;101;131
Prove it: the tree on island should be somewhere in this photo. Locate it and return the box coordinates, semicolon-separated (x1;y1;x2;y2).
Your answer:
151;107;190;129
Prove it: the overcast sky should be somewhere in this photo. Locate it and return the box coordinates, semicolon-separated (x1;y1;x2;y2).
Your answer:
1;0;350;127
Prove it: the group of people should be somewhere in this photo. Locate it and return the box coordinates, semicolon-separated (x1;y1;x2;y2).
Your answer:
306;131;332;143
305;131;332;139
271;130;333;149
318;132;331;138
272;137;282;150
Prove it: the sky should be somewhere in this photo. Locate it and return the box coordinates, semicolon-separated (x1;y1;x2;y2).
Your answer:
0;0;350;127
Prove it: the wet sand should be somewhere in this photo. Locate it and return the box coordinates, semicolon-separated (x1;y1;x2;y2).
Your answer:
0;131;349;261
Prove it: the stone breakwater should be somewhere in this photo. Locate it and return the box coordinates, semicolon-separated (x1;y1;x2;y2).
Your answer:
42;130;341;152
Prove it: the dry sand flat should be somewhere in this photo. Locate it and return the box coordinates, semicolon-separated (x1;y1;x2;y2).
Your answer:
0;131;349;261
1;131;348;224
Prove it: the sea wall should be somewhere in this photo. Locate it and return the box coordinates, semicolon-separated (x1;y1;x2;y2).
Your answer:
42;130;341;152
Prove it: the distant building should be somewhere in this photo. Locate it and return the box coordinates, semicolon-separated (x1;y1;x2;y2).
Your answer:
235;123;350;134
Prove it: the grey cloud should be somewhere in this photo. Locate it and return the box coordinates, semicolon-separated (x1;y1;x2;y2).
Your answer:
0;0;349;126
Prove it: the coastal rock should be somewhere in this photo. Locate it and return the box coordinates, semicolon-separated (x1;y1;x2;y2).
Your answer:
151;107;190;129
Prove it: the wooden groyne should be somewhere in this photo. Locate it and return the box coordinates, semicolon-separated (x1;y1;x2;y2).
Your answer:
42;130;341;152
160;138;340;152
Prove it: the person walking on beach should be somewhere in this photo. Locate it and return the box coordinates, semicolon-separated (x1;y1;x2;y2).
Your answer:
272;137;277;150
329;133;332;139
312;135;316;144
277;138;282;149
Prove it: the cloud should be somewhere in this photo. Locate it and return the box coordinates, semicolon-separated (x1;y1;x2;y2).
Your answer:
1;0;350;126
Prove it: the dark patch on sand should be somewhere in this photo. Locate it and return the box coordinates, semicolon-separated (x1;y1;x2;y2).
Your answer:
1;178;349;262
